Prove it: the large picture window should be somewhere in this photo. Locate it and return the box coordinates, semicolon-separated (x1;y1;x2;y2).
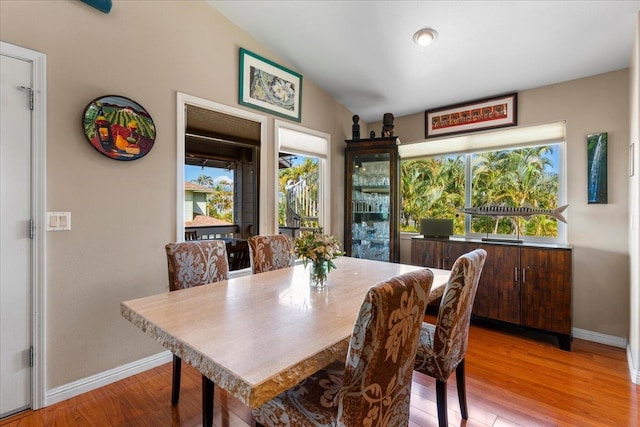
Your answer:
398;122;566;242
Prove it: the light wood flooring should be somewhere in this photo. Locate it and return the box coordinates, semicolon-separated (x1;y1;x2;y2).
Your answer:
2;317;638;427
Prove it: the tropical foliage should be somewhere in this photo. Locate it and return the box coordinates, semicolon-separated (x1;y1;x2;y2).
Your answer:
191;173;234;223
401;155;465;234
401;145;560;238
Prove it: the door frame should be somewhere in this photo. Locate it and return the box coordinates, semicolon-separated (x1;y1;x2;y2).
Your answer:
176;92;269;241
0;41;47;410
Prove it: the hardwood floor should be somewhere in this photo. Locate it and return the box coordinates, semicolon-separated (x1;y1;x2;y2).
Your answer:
2;318;637;427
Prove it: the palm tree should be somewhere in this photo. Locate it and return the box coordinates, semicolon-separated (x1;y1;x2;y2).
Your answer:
400;160;427;230
192;174;214;187
471;146;557;236
400;156;464;232
471;150;512;233
501;146;556;235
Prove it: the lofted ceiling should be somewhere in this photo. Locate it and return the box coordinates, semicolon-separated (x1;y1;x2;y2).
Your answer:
208;0;640;123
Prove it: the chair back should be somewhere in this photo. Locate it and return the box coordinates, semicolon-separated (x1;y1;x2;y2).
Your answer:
431;249;486;376
226;239;250;271
165;240;229;291
247;234;295;274
338;269;434;426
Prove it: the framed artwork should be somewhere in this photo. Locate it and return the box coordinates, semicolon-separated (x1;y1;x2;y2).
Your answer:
587;132;608;204
82;95;156;161
425;93;517;138
239;48;302;122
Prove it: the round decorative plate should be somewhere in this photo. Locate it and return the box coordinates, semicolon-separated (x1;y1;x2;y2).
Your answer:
82;95;156;161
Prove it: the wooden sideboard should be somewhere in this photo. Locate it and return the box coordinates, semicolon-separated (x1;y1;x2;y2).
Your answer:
411;236;573;350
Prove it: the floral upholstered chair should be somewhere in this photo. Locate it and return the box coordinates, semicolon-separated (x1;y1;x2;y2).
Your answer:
248;234;295;274
413;248;487;427
164;240;229;405
253;268;434;427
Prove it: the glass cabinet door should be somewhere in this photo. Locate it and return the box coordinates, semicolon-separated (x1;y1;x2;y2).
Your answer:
349;153;392;261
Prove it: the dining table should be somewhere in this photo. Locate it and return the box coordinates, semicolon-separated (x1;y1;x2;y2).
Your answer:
120;256;450;426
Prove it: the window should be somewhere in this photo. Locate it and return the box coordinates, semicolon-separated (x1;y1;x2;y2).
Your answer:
278;154;319;230
177;93;267;244
398;122;566;242
184;163;234;224
275;120;330;235
470;145;561;238
400;155;465;233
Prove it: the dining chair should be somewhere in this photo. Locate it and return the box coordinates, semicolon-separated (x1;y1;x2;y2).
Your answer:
226;239;251;271
413;248;487;427
164;240;229;405
247;234;295;274
253;268;434;427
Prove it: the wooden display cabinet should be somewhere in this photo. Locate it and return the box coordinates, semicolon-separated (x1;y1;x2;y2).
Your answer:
344;137;400;262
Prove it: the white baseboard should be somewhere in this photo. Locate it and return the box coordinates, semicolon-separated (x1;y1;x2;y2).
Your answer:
627;344;640;385
45;351;172;406
567;328;639;383
572;327;627;348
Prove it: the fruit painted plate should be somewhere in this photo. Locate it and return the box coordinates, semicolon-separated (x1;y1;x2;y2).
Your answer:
82;95;156;161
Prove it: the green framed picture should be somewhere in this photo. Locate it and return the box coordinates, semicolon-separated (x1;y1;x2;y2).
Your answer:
239;48;302;122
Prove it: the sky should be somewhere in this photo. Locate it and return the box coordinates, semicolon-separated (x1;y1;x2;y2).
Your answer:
185;165;233;184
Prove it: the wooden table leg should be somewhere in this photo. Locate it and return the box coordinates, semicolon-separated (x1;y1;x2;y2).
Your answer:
171;354;181;405
202;375;215;427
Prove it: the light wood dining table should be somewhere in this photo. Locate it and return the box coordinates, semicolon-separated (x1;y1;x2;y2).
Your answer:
120;256;450;426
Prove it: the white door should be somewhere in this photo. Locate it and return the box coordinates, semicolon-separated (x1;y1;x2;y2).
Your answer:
0;53;33;417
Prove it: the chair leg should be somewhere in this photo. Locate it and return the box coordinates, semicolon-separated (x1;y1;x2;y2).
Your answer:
456;359;468;420
171;354;181;405
202;375;215;427
435;379;448;427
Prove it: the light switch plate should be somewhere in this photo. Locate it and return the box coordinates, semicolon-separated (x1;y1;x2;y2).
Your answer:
46;212;71;231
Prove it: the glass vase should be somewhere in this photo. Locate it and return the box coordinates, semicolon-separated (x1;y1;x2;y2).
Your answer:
309;260;328;288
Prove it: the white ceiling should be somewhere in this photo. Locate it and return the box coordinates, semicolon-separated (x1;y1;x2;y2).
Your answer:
209;1;640;123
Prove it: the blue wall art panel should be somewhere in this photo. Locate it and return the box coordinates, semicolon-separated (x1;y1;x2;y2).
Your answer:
587;132;608;204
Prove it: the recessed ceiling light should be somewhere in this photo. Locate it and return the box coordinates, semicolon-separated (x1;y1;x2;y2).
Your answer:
413;28;438;46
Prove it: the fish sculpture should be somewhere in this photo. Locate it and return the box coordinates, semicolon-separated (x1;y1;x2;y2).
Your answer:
457;203;568;223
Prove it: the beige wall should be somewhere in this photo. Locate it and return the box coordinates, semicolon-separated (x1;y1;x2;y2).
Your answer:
374;70;631;338
0;0;352;390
